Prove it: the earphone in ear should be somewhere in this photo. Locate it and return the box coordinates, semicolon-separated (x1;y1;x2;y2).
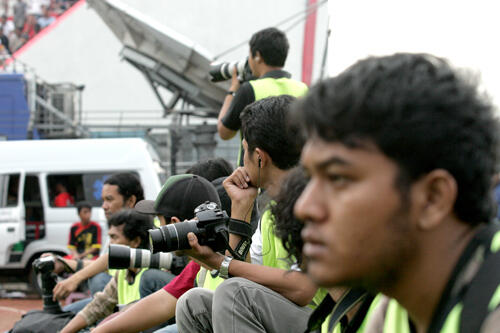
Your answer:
258;158;262;167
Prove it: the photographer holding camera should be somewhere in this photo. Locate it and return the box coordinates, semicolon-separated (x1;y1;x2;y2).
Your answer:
217;27;308;166
92;173;223;333
176;95;326;333
60;210;159;333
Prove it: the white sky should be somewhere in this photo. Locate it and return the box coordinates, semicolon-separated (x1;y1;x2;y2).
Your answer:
328;0;500;109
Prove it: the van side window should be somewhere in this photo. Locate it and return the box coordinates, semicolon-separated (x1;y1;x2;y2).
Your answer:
0;174;20;207
47;173;139;208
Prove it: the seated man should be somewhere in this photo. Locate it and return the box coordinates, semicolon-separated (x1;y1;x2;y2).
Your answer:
54;182;75;207
51;173;171;314
294;53;500;332
60;210;160;333
176;96;325;333
92;174;225;333
66;201;101;260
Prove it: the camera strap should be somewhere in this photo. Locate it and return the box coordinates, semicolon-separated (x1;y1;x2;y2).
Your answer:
229;218;253;260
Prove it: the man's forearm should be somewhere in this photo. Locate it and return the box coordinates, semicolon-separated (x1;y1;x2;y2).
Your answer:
75;253;108;280
93;289;177;333
60;314;87;333
217;95;233;124
217;95;237;140
204;251;317;307
228;260;317;306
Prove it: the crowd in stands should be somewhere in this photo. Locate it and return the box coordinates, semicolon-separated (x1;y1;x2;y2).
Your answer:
0;0;78;60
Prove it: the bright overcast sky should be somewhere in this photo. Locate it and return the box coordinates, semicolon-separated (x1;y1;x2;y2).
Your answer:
327;0;500;110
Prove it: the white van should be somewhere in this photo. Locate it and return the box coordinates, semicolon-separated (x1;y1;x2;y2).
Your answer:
0;138;162;285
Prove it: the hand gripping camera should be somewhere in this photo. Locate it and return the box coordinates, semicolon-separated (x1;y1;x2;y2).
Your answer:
209;58;254;82
148;202;230;253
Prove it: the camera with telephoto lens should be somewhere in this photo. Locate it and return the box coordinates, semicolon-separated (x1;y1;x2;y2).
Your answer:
209;58;254;82
108;244;188;275
32;256;63;314
149;201;229;253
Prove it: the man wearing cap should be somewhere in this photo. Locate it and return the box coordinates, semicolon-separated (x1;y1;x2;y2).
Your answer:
93;173;224;333
134;174;222;297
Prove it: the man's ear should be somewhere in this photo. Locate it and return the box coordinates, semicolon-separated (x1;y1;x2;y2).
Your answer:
126;195;137;208
254;51;262;63
130;236;141;249
414;169;457;231
171;216;181;224
254;148;270;168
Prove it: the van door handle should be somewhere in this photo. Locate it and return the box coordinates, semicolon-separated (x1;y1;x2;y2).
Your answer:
7;227;15;232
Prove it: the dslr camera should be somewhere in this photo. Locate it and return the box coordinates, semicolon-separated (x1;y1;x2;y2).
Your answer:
149;201;230;253
108;244;188;275
32;256;63;313
209;58;254;82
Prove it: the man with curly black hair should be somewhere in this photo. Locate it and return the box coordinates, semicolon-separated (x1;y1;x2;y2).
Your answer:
177;96;326;333
294;53;500;332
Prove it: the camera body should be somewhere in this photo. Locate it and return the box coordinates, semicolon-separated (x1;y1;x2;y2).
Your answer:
32;256;62;313
149;201;230;253
209;58;254;82
108;244;188;275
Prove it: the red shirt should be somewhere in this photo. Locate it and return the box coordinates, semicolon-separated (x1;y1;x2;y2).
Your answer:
54;192;75;207
163;261;200;299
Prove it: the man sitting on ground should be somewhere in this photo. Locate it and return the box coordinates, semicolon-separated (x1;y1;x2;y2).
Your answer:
60;210;156;333
176;95;326;333
92;173;227;333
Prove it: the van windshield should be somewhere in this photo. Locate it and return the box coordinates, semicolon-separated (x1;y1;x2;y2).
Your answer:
0;174;20;208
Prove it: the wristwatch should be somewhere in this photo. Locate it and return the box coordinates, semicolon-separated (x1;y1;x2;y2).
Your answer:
219;255;233;279
227;90;236;96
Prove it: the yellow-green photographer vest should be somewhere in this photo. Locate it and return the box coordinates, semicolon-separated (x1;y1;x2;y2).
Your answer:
116;268;146;306
196;267;225;291
382;226;500;332
237;77;308;166
248;77;308;101
261;208;328;309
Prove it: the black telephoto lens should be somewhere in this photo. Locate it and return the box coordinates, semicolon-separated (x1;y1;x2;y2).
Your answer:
149;221;199;252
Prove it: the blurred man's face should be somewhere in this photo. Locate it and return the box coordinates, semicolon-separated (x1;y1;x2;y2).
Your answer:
101;184;126;221
108;224;138;248
295;137;416;289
